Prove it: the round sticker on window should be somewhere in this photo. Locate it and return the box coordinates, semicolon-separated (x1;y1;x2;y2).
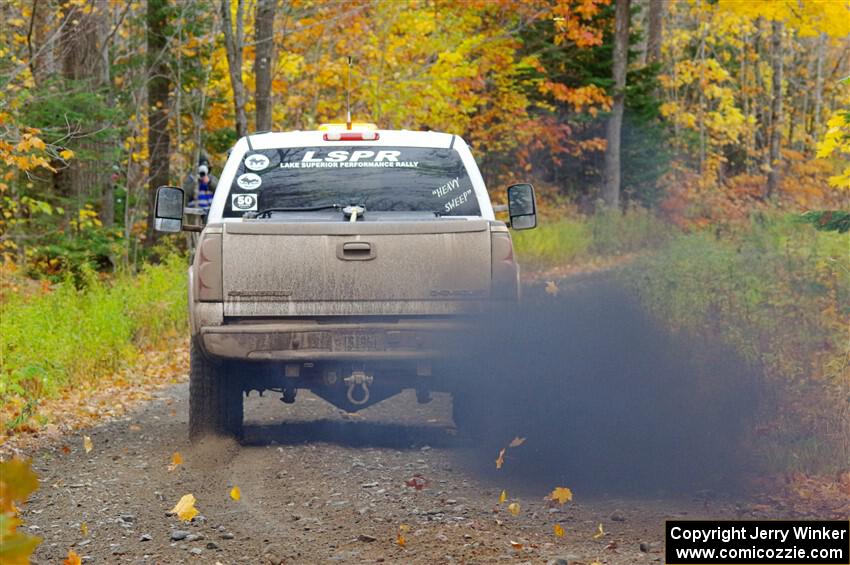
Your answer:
236;172;261;190
244;153;269;171
231;193;257;211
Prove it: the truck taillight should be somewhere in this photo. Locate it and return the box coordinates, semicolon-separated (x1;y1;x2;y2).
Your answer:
196;233;222;302
491;231;519;300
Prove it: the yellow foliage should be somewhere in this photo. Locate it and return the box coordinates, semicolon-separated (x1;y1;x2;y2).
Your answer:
817;111;850;190
0;459;41;564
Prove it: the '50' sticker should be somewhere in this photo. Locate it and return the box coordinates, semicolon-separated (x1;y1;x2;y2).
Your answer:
231;193;257;211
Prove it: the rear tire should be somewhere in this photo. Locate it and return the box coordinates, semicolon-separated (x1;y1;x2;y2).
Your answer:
189;337;243;442
452;390;485;439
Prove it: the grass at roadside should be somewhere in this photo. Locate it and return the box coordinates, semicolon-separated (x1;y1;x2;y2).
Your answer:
1;254;188;430
512;207;671;268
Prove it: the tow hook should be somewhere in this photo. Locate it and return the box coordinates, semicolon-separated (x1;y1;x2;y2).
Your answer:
344;371;373;405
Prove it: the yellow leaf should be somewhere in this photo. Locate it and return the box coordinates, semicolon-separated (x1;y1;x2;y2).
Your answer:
229;486;241;501
63;550;82;565
495;448;506;470
508;502;520;516
0;458;40;512
590;561;602;565
168;452;183;471
83;436;92;454
59;149;74;160
554;523;565;537
548;487;573;505
508;436;526;448
80;522;88;536
593;522;605;539
170;494;199;522
545;281;559;296
398;523;410;533
397;533;406;547
498;489;507;504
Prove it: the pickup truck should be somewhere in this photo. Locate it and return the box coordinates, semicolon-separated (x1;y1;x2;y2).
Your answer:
153;126;537;440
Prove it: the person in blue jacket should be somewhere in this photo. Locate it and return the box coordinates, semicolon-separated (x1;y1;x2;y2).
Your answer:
183;157;218;211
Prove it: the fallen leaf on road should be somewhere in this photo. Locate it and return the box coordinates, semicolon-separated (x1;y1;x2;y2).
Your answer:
498;490;507;504
545;280;559;296
593;522;605;539
83;436;92;453
405;474;429;490
229;486;241;501
508;502;520;516
495;448;506;469
129;424;141;432
80;522;88;536
590;560;602;565
168;452;182;471
63;550;82;565
397;533;406;547
554;523;565;537
61;445;70;455
510;540;523;550
508;436;526;448
547;487;573;505
170;494;199;522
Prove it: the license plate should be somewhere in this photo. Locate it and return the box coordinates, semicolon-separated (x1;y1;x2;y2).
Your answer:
333;333;380;351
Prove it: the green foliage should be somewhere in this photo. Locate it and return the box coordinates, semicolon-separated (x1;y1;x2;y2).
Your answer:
620;217;850;471
0;255;187;405
513;208;671;267
512;218;591;267
799;210;850;233
587;207;672;254
517;7;670;207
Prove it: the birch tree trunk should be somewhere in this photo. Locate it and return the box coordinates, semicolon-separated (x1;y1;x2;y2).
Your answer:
766;19;783;199
602;0;631;209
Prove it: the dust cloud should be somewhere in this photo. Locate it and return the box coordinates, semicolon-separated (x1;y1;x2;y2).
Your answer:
448;273;761;496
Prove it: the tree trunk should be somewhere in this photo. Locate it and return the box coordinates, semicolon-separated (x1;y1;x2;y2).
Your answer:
602;0;630;210
811;32;826;139
646;0;662;64
55;0;111;224
254;0;276;132
222;0;248;138
146;0;171;246
766;19;783;199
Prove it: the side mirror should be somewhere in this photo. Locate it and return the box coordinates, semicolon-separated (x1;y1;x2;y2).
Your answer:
154;186;185;233
507;183;537;230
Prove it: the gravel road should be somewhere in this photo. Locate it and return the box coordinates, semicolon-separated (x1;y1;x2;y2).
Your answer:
21;276;756;564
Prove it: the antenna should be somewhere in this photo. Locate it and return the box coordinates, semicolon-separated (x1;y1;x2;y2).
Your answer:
346;56;352;130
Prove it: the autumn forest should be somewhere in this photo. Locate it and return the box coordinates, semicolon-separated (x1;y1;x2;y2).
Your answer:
1;0;850;561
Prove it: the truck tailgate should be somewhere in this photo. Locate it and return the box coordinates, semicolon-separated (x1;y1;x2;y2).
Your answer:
221;220;492;317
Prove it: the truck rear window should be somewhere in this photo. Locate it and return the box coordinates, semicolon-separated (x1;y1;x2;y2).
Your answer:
224;146;480;218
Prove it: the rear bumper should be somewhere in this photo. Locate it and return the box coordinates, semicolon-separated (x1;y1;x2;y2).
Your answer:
200;319;470;361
